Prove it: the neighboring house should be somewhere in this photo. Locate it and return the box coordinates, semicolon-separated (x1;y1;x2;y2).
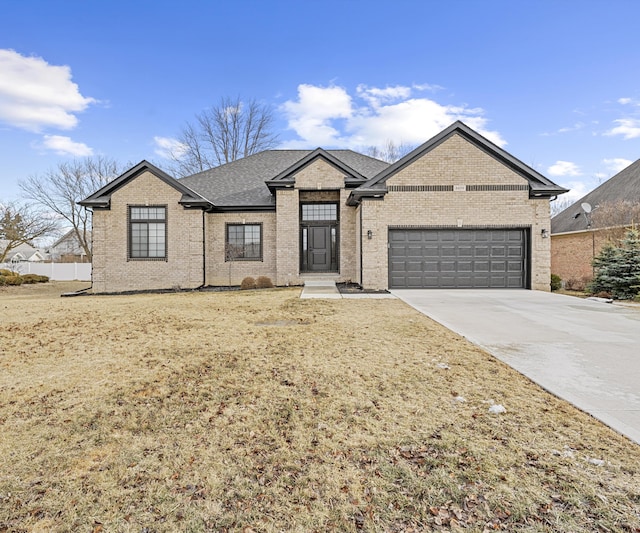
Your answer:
79;121;566;293
0;240;46;263
551;158;640;287
48;229;91;262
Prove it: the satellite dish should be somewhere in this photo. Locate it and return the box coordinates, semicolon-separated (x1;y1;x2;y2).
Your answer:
581;202;592;214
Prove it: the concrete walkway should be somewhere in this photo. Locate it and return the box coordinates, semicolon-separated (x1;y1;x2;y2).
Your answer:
300;280;396;299
391;289;640;445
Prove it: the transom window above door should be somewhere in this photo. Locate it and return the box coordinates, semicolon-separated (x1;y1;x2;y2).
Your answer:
301;203;337;221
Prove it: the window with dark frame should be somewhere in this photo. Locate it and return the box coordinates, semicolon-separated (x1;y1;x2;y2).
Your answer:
226;223;262;261
128;206;167;260
301;203;337;221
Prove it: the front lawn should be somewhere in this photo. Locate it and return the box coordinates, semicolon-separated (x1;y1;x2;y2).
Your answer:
0;285;638;532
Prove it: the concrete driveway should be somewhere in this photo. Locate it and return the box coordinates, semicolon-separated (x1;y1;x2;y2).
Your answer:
391;289;640;444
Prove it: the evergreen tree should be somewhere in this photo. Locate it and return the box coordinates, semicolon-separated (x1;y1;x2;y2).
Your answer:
613;228;640;299
589;244;620;295
590;228;640;299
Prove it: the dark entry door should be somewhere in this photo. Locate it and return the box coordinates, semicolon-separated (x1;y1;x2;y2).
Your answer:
308;225;331;271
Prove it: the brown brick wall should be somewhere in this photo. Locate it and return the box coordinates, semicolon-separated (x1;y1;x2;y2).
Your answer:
360;133;552;291
550;229;622;287
91;170;204;292
204;212;277;286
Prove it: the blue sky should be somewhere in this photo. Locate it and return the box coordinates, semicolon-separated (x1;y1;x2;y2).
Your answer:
1;0;640;207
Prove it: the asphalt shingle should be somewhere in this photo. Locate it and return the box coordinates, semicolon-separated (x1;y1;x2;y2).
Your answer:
178;150;389;208
551;158;640;233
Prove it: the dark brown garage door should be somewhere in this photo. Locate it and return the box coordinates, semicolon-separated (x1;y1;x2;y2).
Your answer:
389;229;527;289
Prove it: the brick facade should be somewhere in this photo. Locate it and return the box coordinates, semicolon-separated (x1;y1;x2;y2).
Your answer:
274;159;358;286
88;131;557;293
360;134;552;290
204;212;277;286
550;229;624;288
91;170;204;292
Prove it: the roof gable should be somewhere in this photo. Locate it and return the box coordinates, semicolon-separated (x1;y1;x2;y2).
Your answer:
349;121;567;204
265;148;368;192
79;161;211;209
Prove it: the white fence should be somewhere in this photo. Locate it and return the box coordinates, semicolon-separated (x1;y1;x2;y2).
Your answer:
0;262;91;281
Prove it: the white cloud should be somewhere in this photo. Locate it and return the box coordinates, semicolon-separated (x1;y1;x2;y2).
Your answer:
547;160;581;177
558;180;590;205
541;122;585;136
280;83;506;150
356;84;412;107
605;118;640;139
602;157;632;174
618;97;633;105
0;49;95;132
39;135;93;156
153;136;188;159
281;84;352;146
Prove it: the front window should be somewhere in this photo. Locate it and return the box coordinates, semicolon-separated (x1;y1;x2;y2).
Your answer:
226;223;262;261
129;206;167;260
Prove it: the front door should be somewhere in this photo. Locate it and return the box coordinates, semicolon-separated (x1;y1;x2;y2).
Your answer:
308;225;331;271
300;202;339;272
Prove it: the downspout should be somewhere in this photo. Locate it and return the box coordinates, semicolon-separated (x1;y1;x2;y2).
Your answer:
81;206;93;293
359;205;363;287
201;209;206;288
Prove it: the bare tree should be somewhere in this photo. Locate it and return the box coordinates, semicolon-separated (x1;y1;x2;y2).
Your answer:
0;201;57;263
365;140;415;163
550;197;577;217
590;200;640;241
20;156;126;261
169;97;280;177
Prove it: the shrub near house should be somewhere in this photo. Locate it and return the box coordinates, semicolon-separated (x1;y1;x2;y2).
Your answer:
589;228;640;299
0;269;49;286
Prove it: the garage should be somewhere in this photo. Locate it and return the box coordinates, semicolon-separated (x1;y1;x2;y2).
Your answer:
389;228;528;289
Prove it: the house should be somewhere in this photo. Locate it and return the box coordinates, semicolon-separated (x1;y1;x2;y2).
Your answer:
79;121;566;293
48;229;91;262
551;158;640;287
0;240;46;263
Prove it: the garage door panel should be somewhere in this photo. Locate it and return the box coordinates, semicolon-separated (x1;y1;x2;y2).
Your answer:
389;229;526;289
423;261;439;272
406;261;423;272
441;261;456;272
508;246;523;257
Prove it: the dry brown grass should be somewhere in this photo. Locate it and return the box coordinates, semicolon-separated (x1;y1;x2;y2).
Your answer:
0;283;639;532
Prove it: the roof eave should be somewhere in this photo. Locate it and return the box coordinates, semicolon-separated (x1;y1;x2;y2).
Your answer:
347;188;388;206
208;204;276;213
362;121;567;195
78;160;211;209
529;186;569;199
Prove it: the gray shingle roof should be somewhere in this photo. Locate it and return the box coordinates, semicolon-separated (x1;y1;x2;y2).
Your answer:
551;158;640;234
178;150;389;208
